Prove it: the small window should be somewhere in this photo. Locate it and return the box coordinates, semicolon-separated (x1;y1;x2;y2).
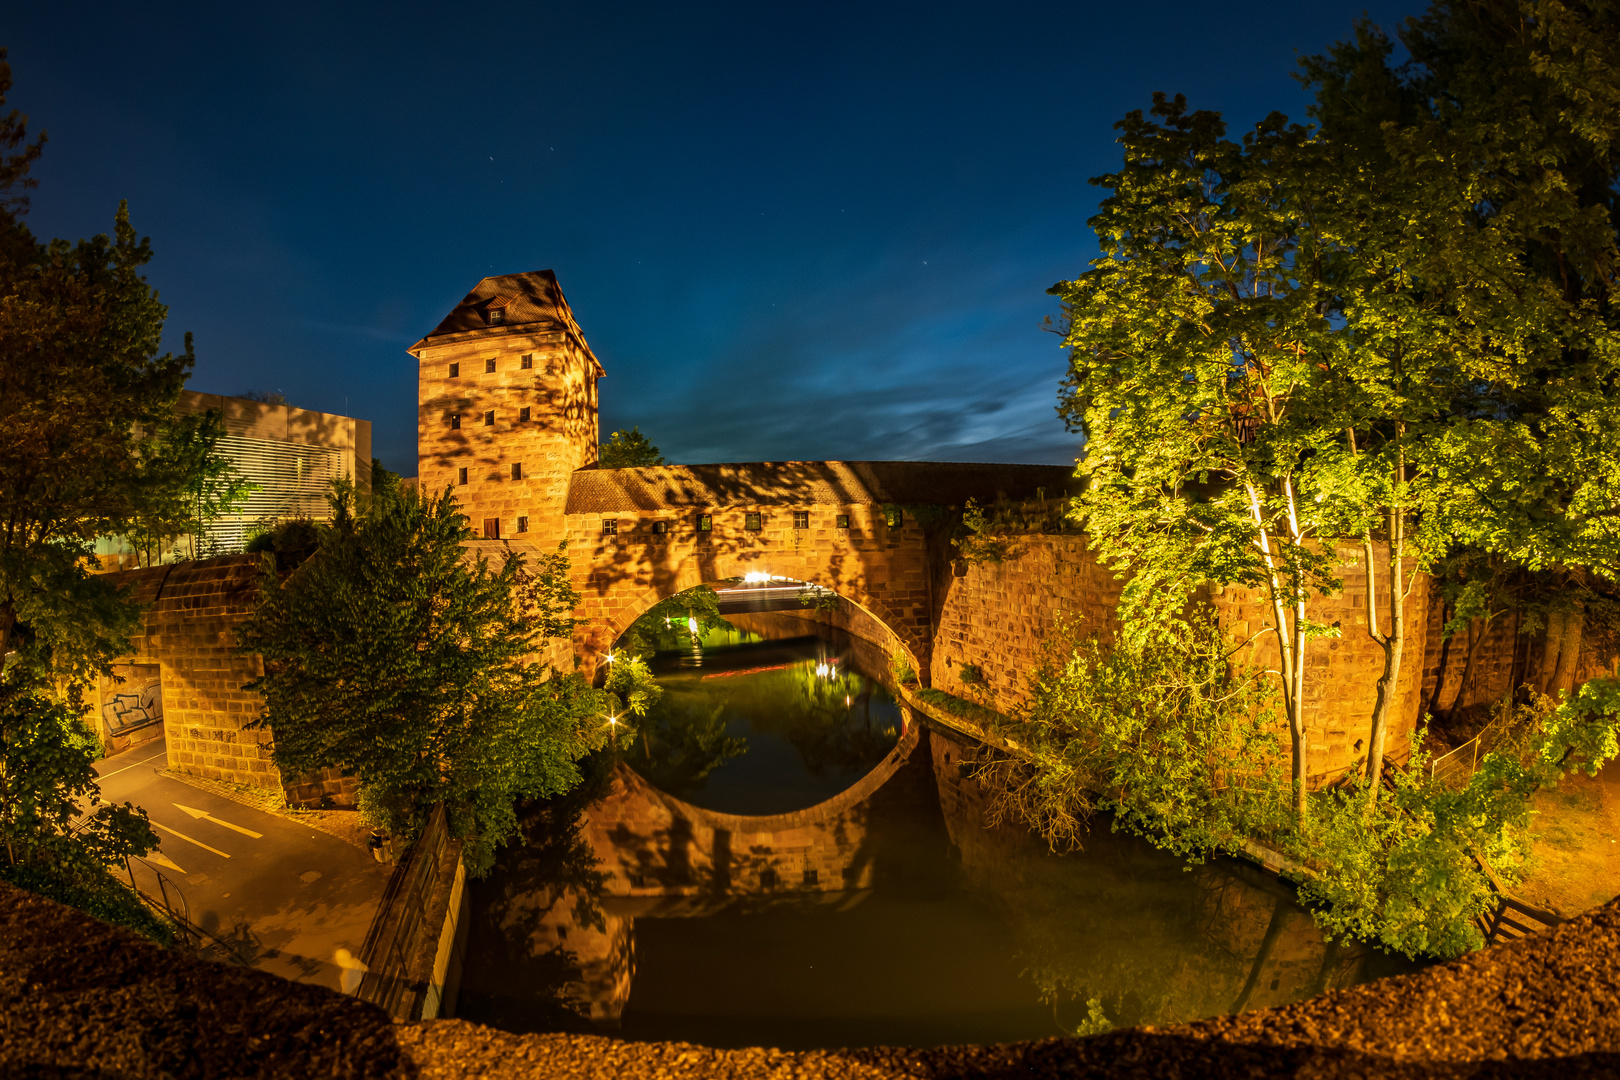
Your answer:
602;519;618;535
759;867;777;890
885;507;903;528
836;514;850;529
449;415;461;430
744;512;762;532
488;308;505;326
793;511;809;530
511;463;522;480
485;357;497;373
517;516;529;533
519;407;531;423
521;353;533;370
457;467;468;485
652;520;669;535
802;868;819;887
449;362;460;378
484;410;495;426
697;514;712;533
483;518;500;539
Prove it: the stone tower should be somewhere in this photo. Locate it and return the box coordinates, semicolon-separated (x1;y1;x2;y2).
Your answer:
409;270;603;541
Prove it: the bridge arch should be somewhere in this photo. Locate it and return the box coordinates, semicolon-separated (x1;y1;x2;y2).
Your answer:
565;519;933;683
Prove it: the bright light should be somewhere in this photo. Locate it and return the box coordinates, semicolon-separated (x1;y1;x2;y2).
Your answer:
605;715;621;727
743;570;772;583
687;616;699;633
605;652;616;664
816;663;830;677
845;696;852;707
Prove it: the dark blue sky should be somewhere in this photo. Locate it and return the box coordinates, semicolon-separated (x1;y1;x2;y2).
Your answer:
10;1;1414;476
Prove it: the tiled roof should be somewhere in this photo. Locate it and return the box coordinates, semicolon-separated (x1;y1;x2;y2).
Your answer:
564;460;1077;514
409;270;601;373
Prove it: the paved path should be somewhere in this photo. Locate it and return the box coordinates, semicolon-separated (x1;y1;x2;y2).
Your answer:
95;736;391;993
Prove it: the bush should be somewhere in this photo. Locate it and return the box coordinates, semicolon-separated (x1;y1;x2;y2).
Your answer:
889;652;917;685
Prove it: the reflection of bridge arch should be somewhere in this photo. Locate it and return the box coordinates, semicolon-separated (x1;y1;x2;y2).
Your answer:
585;721;926;899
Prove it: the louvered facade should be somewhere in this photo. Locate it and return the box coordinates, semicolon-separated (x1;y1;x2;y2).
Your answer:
95;391;371;570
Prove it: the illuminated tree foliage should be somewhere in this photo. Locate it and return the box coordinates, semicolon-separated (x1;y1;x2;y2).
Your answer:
1053;0;1620;812
597;425;667;468
238;484;612;875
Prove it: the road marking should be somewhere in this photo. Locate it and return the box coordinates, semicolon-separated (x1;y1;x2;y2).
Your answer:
97;748;169;780
146;850;186;875
173;803;264;839
153;821;231;859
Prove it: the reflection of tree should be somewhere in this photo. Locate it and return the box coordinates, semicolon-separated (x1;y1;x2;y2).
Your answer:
458;752;615;1034
630;697;748;801
963;820;1384;1032
713;659;900;778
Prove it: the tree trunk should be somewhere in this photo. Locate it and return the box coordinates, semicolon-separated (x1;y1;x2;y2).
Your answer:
1445;617;1489;720
1425;604;1455;719
1535;608;1568;697
1365;509;1407;795
1551;602;1585;699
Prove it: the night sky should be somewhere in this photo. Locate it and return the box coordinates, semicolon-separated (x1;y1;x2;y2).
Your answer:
9;2;1413;477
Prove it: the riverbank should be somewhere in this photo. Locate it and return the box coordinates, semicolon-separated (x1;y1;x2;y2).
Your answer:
5;876;1619;1077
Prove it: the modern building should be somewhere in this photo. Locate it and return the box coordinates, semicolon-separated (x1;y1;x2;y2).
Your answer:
94;391;371;570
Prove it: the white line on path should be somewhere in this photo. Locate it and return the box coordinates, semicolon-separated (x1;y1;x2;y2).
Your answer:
153;821;231;859
97;749;169;781
174;803;264;839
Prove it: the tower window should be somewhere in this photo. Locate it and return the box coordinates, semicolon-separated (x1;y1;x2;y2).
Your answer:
484;411;495;426
652;520;669;535
836;514;850;529
449;362;460;378
485;358;497;373
521;354;533;370
602;519;618;536
885;507;903;528
483;518;501;539
489;309;505;326
519;407;531;423
793;511;809;529
517;515;529;533
745;512;762;532
697;514;712;533
457;467;468;485
449;415;461;429
511;463;522;480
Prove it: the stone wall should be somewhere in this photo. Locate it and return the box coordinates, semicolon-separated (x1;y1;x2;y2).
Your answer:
415;329;599;542
101;555;276;788
928;537;1440;782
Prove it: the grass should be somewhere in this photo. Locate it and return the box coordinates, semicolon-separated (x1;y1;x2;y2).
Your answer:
1;858;176;945
914;687;1006;729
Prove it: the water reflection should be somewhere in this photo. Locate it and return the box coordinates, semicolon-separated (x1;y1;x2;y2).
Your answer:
459;616;1420;1048
635;632;902;815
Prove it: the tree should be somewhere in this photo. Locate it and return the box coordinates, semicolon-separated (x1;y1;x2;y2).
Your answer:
598;426;667;468
1300;3;1620;742
0;50;226;936
1052;97;1362;822
237;482;613;875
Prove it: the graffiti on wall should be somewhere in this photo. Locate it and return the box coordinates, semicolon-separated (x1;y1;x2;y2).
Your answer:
101;664;164;737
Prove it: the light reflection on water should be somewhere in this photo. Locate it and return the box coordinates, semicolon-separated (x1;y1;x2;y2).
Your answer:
459;616;1421;1050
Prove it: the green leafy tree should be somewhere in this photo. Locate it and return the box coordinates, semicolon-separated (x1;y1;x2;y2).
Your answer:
237;483;612;875
0;50;221;936
620;585;732;658
598;426;667;468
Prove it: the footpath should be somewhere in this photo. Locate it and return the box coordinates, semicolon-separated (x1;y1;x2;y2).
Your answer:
94;736;392;994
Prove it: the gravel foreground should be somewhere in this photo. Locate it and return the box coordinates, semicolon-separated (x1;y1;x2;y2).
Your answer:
3;879;1617;1079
